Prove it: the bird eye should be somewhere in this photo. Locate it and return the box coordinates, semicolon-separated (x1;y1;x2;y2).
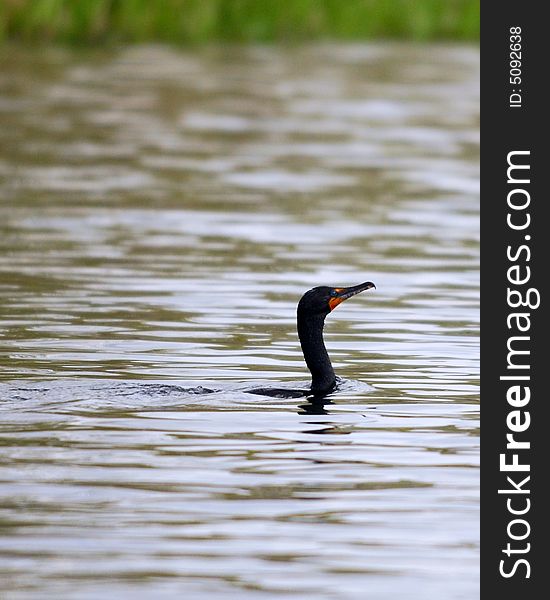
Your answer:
330;290;338;297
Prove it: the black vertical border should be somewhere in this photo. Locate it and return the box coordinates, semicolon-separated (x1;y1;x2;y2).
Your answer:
481;2;546;597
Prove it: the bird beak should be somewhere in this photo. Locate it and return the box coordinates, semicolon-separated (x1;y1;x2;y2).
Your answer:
328;281;376;311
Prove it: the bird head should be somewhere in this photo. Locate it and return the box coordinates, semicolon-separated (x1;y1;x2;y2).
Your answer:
297;281;376;318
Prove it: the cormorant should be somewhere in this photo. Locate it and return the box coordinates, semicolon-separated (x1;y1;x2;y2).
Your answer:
248;281;375;399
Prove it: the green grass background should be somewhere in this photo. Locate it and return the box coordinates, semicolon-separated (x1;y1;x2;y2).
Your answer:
1;0;479;44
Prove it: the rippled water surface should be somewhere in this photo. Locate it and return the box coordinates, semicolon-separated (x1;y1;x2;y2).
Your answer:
0;44;479;598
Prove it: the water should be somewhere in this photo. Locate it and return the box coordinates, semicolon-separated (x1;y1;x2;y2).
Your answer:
0;44;479;599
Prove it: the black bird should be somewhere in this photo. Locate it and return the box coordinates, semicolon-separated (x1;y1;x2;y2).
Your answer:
249;281;375;398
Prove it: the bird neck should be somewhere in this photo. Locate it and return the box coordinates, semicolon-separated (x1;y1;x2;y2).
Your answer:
297;312;336;395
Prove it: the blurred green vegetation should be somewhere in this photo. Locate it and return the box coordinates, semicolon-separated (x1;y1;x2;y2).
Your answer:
0;0;479;44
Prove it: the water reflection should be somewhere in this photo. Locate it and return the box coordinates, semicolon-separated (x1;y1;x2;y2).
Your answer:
299;398;335;416
0;43;478;599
